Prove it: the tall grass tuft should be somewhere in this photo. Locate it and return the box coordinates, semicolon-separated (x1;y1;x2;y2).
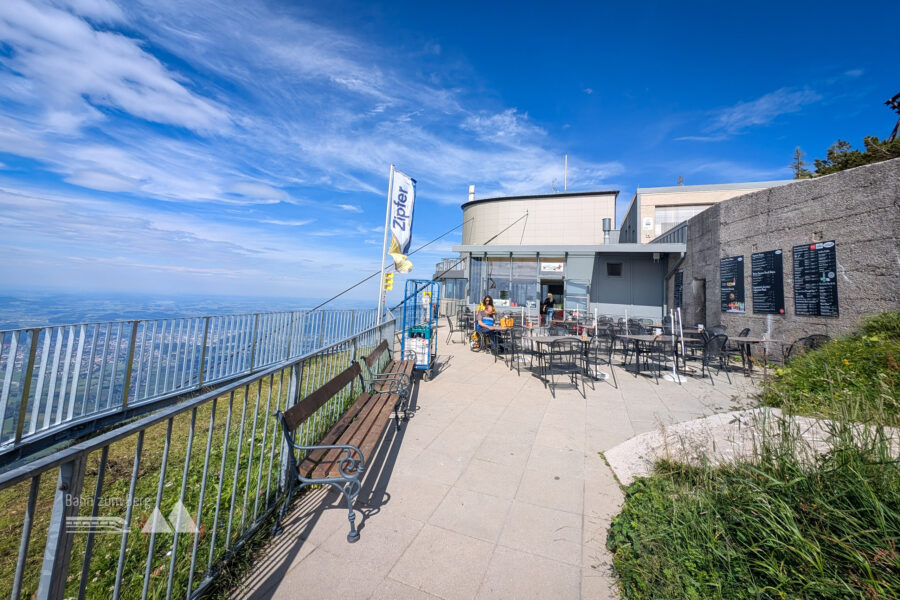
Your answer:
607;312;900;599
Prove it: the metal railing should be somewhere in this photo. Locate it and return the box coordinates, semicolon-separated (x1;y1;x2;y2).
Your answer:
0;308;377;457
0;315;396;600
651;221;688;244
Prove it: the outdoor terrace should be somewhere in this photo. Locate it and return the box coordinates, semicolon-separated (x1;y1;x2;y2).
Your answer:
231;332;758;600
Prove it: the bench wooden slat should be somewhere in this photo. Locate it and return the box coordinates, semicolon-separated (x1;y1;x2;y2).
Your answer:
295;391;378;477
282;362;361;432
298;391;385;476
308;392;397;478
352;396;397;461
364;340;390;368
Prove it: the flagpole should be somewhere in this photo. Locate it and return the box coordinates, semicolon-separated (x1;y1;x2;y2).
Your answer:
377;165;394;324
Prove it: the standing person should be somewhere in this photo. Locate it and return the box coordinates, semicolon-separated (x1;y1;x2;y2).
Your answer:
540;292;554;326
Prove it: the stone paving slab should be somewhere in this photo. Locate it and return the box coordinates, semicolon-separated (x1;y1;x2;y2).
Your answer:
230;332;759;599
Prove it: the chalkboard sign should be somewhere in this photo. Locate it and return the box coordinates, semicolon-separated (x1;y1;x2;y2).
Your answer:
720;256;745;313
751;250;785;314
792;241;839;317
674;270;683;308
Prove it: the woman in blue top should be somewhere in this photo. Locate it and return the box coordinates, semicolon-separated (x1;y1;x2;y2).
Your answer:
476;295;496;331
476;295;497;350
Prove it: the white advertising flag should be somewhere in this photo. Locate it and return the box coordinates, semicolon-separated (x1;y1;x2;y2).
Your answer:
387;170;416;272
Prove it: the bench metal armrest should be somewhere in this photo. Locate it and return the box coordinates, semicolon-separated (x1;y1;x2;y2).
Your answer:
369;372;411;390
289;443;366;479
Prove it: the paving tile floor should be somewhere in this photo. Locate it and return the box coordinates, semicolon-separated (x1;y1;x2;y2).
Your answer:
231;332;759;600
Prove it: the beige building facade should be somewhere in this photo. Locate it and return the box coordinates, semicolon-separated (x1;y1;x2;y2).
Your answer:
620;180;793;244
461;191;618;246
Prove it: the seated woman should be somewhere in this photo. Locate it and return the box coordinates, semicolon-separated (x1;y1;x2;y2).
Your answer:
475;295;497;349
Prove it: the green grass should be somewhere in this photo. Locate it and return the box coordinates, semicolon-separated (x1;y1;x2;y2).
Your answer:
761;312;900;426
0;344;381;600
607;312;900;599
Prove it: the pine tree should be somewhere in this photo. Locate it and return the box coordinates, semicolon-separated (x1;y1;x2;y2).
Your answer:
790;147;812;179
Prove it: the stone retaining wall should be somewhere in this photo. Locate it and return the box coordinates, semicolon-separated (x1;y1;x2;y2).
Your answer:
668;158;900;344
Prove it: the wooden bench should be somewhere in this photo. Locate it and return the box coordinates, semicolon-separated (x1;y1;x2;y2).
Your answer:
361;340;416;416
276;356;405;543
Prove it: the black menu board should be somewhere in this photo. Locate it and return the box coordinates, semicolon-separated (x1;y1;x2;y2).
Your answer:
792;241;839;317
751;250;785;314
720;256;745;313
673;270;683;308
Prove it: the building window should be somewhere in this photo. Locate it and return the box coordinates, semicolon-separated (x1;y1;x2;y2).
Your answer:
654;204;713;237
607;262;623;277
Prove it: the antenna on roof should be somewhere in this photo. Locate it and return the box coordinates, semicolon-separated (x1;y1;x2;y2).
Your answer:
564;154;568;191
677;176;684;186
886;93;900;142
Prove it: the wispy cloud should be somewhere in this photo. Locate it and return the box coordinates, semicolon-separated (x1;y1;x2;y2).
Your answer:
260;218;314;226
0;0;230;134
0;0;627;298
676;87;821;141
462;108;546;144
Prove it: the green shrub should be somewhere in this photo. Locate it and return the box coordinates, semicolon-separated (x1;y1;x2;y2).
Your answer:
860;311;900;340
761;312;900;426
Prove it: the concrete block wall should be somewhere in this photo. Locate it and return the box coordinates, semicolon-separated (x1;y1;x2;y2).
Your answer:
668;158;900;344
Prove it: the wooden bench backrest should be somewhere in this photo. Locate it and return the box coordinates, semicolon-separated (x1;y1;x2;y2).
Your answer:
281;362;361;432
364;340;390;369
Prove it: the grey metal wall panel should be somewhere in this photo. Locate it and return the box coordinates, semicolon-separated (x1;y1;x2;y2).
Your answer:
565;255;595;281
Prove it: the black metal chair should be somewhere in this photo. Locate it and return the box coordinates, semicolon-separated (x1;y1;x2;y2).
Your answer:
784;334;830;360
546;338;586;398
709;324;728;336
728;327;751;372
548;323;568;336
585;333;618;389
490;327;513;363
700;334;732;385
445;314;465;344
507;326;538;375
621;323;647;366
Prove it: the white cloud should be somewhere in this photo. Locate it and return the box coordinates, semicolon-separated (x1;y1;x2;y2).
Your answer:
0;0;231;134
676;87;821;142
0;185;382;295
65;169;140;192
51;0;125;22
260;218;314;226
0;0;629;298
710;88;821;135
462;109;546;144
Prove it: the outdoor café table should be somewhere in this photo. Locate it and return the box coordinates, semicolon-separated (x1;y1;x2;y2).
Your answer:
616;333;676;376
729;337;790;374
529;335;589;383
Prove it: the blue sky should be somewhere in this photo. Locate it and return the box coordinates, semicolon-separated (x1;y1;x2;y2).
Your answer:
0;0;896;304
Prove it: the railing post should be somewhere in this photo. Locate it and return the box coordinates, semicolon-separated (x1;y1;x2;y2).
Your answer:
198;317;210;387
14;329;39;443
249;314;260;370
278;362;300;493
120;321;139;408
37;454;87;600
317;311;326;349
285;313;295;361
